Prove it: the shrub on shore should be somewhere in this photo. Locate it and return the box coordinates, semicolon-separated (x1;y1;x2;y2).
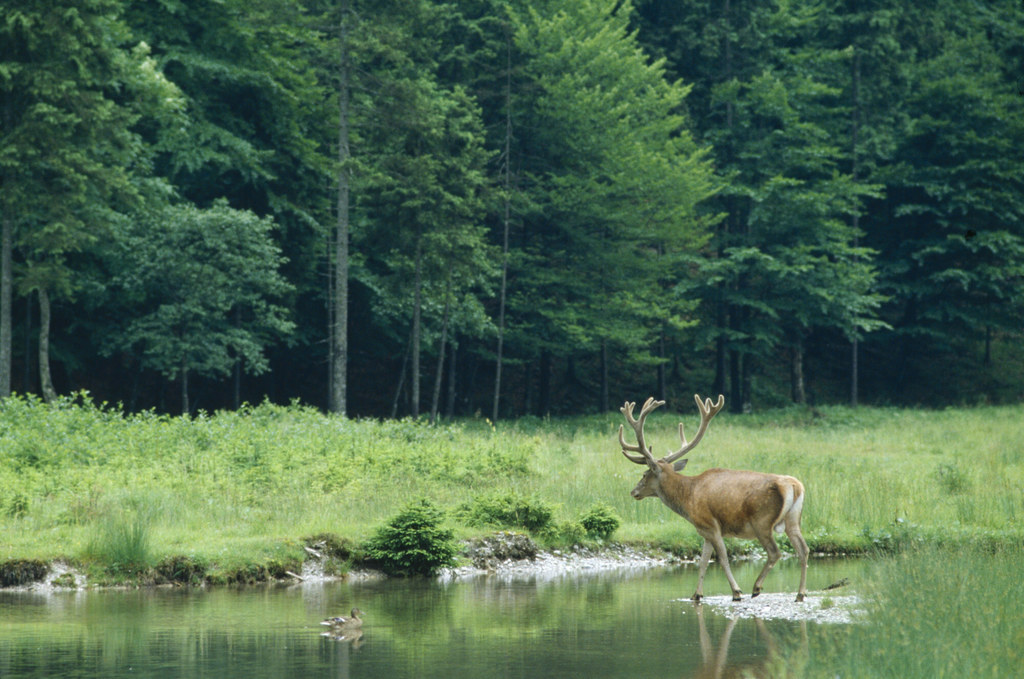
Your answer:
363;500;458;576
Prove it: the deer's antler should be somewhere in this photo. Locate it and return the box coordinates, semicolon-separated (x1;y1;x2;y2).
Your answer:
662;394;725;464
618;397;663;468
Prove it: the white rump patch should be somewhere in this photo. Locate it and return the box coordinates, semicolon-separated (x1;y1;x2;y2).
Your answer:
774;485;802;533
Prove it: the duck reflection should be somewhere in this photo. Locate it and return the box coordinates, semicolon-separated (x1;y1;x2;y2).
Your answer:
321;627;363;646
691;604;807;679
320;608;365;648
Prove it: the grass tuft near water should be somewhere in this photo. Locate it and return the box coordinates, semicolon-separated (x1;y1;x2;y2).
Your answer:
85;512;152;575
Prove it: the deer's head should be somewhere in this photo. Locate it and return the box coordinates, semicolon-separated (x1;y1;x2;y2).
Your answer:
629;458;689;499
618;394;724;499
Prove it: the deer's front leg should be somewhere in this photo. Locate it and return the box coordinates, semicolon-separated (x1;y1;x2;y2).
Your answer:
709;532;743;601
692;538;714;602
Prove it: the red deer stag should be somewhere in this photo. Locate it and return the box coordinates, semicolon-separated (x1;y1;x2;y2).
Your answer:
618;395;808;602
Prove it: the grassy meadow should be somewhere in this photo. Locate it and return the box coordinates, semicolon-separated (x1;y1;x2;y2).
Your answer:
2;392;1023;583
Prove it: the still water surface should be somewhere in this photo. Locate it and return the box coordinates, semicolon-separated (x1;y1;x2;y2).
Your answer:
0;558;866;679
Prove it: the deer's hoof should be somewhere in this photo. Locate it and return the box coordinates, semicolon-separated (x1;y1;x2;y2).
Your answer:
751;588;761;598
795;593;806;603
732;591;743;602
691;593;703;603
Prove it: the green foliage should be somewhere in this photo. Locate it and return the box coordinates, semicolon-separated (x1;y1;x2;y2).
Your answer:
102;200;295;412
1;0;169;302
2;0;1024;413
364;500;458;577
578;503;620;540
455;491;554;532
545;520;586;547
501;0;719;396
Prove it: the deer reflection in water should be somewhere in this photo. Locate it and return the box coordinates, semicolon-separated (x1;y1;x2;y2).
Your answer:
691;604;808;679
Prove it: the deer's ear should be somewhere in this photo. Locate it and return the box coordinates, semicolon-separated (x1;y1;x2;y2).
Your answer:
673;458;689;472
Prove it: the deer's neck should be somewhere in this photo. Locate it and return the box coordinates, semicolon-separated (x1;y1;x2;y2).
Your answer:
656;471;696;522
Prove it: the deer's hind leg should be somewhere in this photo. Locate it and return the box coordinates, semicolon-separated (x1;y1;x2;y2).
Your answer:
786;524;809;602
751;532;781;598
784;487;809;602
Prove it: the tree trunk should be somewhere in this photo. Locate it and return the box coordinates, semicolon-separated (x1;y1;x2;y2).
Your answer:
24;291;33;392
38;288;57;403
741;353;752;414
0;213;11;398
391;330;412;418
656;331;667;400
429;260;454;424
849;48;862;407
851;340;859;406
539;350;551;416
522;360;533;416
599;339;609;412
445;340;457;418
181;356;190;416
233;307;242;408
729;347;742;414
234;360;241;409
790;338;806;404
492;27;513;423
331;0;351;416
411;237;423;418
713;326;727;397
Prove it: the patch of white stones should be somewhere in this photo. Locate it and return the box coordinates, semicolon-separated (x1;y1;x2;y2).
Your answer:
439;542;676;583
693;591;865;624
8;561;86;593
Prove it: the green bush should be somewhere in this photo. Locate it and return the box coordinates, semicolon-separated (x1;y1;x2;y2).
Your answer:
579;503;620;539
455;491;553;532
364;500;458;576
550;520;586;546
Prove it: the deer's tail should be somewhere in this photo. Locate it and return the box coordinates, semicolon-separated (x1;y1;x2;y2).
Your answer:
773;479;804;533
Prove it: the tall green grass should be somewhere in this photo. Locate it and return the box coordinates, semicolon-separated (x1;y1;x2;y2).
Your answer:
85;511;152;572
806;542;1024;678
2;393;1023;577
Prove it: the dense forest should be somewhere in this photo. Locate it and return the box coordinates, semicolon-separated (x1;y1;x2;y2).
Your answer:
2;0;1022;417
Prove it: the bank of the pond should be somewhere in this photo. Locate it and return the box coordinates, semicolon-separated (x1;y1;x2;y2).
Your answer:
4;519;1022;592
4;396;1023;601
2;537;867;627
1;536;675;590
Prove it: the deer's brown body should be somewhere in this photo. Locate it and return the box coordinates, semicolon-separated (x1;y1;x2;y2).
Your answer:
619;395;808;602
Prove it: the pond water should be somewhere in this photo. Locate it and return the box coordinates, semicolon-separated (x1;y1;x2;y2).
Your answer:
0;558;867;679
